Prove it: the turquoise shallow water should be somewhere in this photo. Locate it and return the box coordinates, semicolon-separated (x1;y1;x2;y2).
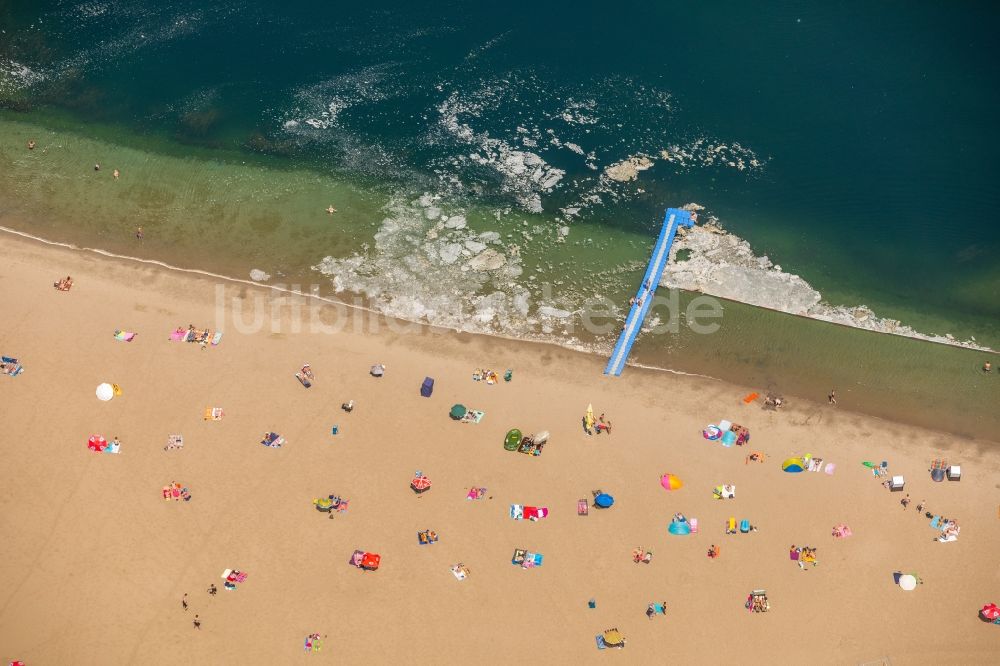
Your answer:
1;1;998;433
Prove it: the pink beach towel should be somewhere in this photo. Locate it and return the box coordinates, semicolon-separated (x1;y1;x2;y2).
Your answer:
690;518;699;533
169;330;186;341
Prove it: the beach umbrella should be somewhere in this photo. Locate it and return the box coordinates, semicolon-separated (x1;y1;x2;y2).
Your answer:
660;473;683;491
96;383;114;401
602;629;624;647
898;574;918;591
594;493;614;508
314;497;334;512
449;404;467;420
980;603;1000;621
782;458;805;473
87;435;107;452
411;474;432;493
668;520;691;535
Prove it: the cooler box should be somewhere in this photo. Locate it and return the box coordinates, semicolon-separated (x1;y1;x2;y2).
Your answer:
889;475;905;491
947;465;961;481
420;377;434;397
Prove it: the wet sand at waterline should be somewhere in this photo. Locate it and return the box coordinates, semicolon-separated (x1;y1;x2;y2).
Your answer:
0;233;997;665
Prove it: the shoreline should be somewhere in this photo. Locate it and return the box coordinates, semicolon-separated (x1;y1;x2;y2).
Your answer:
1;111;997;356
2;223;994;444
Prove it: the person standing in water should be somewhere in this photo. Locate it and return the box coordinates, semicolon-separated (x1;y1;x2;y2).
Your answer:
983;361;992;373
135;227;144;241
828;390;837;405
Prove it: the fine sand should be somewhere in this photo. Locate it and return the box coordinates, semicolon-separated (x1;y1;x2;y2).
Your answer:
0;233;997;666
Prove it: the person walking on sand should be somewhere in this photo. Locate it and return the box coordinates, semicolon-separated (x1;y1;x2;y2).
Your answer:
901;495;910;509
182;593;188;611
828;390;837;405
193;615;201;629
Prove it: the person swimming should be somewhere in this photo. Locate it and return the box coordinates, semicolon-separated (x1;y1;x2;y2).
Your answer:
984;361;992;373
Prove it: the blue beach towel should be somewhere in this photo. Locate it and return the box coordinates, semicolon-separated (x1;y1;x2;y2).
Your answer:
595;635;606;650
930;515;941;529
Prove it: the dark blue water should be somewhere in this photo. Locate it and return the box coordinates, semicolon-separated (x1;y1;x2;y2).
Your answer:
2;0;999;344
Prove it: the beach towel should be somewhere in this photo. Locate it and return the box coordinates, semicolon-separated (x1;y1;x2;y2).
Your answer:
450;564;469;580
211;331;223;346
334;499;349;513
1;357;23;377
204;407;224;421
742;392;759;404
113;330;137;342
689;517;698;533
824;463;836;475
524;506;548;521
466;487;487;500
653;602;666;614
512;549;527;565
169;330;186;341
808;458;824;472
577;499;589;516
164;434;184;451
596;635;607;650
930;515;941;529
261;432;284;448
510;504;524;520
105;441;120;454
460;409;485;424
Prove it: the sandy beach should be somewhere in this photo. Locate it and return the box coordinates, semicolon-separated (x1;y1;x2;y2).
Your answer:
0;232;997;665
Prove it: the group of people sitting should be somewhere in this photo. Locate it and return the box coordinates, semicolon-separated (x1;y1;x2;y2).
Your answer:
473;368;508;384
762;394;784;410
53;276;73;291
746;591;770;613
707;544;720;559
632;547;653;564
1;357;22;376
644;601;667;619
162;482;192;502
174;325;214;344
296;364;315;388
790;545;818;569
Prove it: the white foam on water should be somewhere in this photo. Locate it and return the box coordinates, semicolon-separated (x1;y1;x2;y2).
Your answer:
436;88;565;212
0;59;46;95
662;207;993;352
312;193;536;333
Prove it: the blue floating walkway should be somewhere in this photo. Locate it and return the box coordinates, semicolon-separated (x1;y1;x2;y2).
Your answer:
604;208;694;376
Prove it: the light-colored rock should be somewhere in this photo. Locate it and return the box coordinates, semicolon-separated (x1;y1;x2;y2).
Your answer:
604;155;655;182
467;248;506;272
249;269;270;282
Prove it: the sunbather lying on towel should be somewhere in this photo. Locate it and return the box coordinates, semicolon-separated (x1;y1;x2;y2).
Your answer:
54;276;73;291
